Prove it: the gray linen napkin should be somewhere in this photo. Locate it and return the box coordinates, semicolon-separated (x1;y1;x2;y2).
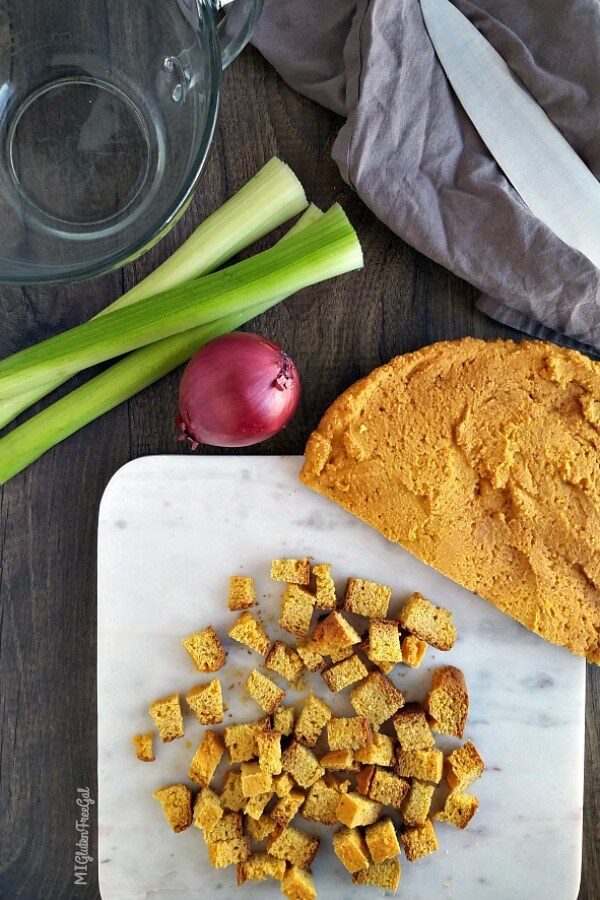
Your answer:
253;0;600;353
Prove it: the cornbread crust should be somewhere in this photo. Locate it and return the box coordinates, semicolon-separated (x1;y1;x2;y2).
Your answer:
301;339;600;663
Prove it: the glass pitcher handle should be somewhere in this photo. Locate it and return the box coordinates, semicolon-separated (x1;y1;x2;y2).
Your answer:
212;0;263;70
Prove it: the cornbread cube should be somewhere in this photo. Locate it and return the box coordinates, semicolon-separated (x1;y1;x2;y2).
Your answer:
320;748;358;771
271;787;305;826
207;811;243;844
329;645;354;663
352;859;402;891
186;679;223;725
244;791;273;820
273;706;295;737
312;611;361;654
368;619;402;663
282;741;324;789
153;784;192;833
220;770;246;811
312;563;338;611
365;817;400;862
265;641;304;684
228;575;257;611
182;626;226;672
333;826;370;873
402;780;435;826
392;703;434;750
302;774;348;825
270;557;311;585
267;825;320;869
350;672;404;727
295;694;332;747
322;655;368;692
148;692;184;742
401;819;439;861
228;612;270;654
189;730;225;788
132;732;154;762
236;852;286;885
241;761;273;798
273;772;296;797
245;813;276;842
397;592;456;651
281;865;317;900
401;634;427;668
224;721;261;763
327;716;373;751
396;749;444;784
280;584;316;637
257;728;282;775
354;732;395;767
296;637;326;672
336;791;382;827
207;835;250;868
444;741;485;791
435;790;479;828
193;788;223;833
245;669;285;714
424;665;469;738
356;765;409;808
344;578;391;618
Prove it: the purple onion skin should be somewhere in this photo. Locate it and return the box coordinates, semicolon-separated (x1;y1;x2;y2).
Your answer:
176;332;301;449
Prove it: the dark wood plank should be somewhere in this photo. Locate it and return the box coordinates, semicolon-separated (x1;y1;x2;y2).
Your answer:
0;42;596;900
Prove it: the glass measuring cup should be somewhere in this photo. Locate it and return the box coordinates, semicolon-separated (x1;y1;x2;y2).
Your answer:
0;0;262;284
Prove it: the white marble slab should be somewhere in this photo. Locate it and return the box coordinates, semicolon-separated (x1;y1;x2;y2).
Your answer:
98;456;585;900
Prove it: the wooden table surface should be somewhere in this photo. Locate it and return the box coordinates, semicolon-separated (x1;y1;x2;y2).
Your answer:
0;44;597;899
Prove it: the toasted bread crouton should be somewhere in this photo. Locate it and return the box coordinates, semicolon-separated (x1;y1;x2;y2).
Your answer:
424;666;469;738
354;732;395;767
322;655;368;692
401;634;427;668
335;791;382;827
280;584;316;637
329;645;354;663
295;694;332;747
273;772;296;797
344;578;391;618
435;791;479;829
148;692;184;743
189;730;225;788
220;770;246;812
320;748;358;771
270;557;311;585
312;611;361;654
245;813;276;842
401;819;439;861
153;784;192;833
228;576;257;611
350;672;404;727
236;852;286;885
368;619;402;664
241;761;273;798
296;637;326;672
281;865;318;900
352;859;401;891
282;741;324;789
327;716;373;751
402;780;435;826
333;826;370;873
365;817;400;863
224;721;261;763
182;626;227;672
244;791;273;821
207;835;251;868
186;679;223;725
265;641;304;684
356;765;409;809
193;788;223;833
444;741;484;791
392;703;434;750
312;563;338;611
132;732;154;762
273;706;295;737
267;825;320;869
271;787;305;827
245;669;285;714
206;811;243;844
302;774;349;825
257;728;282;775
395;749;444;784
228;612;270;654
397;593;456;651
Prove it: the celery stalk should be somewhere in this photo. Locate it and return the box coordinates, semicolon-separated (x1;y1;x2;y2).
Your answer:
0;205;362;399
0;206;326;484
0;158;307;429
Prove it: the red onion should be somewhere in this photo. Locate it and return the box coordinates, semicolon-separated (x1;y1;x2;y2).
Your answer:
175;332;301;449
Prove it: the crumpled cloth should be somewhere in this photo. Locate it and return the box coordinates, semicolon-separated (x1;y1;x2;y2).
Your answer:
252;0;600;353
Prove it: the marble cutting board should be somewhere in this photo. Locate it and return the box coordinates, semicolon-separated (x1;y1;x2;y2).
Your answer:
97;456;585;899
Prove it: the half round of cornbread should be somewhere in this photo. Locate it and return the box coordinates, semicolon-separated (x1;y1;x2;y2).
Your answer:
301;339;600;663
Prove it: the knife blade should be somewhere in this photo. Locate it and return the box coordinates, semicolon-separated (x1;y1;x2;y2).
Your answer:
420;0;600;271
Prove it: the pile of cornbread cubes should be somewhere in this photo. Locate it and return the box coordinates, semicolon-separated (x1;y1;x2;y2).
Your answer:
133;558;485;897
